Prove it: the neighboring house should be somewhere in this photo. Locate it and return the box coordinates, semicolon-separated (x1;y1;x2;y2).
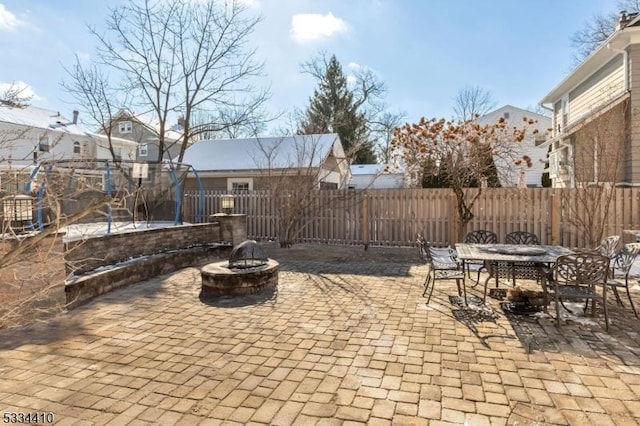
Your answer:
474;105;551;188
181;134;351;191
103;110;184;162
348;164;405;189
539;11;640;188
0;102;137;170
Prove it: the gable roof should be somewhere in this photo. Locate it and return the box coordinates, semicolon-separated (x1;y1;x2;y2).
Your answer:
475;105;551;123
182;134;344;171
112;110;184;141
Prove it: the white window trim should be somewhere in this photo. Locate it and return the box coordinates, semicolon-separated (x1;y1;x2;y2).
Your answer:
73;141;81;154
139;143;148;157
119;121;133;133
227;178;253;191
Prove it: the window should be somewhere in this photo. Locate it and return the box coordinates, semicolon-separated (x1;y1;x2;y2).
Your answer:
38;136;50;152
232;182;250;191
139;143;148;157
503;112;510;119
113;147;122;160
561;95;569;130
118;121;133;133
73;141;81;154
227;178;253;192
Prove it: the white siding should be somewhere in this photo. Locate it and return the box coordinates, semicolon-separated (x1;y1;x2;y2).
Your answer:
568;54;625;125
474;106;551;187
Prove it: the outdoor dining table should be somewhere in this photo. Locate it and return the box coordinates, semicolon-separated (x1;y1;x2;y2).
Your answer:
455;243;575;304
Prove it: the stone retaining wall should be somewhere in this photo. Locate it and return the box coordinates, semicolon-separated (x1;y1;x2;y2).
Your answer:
65;223;222;275
66;245;231;309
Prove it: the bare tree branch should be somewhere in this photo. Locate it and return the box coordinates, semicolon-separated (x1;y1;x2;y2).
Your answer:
453;85;497;122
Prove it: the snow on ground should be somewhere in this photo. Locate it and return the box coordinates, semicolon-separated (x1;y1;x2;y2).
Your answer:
60;221;191;242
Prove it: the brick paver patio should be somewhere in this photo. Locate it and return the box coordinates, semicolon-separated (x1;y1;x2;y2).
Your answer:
1;246;640;425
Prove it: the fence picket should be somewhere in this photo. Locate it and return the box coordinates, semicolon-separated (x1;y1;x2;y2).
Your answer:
183;188;640;248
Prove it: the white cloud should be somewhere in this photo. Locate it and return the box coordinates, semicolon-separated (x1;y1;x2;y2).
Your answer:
74;50;91;62
347;62;361;70
0;4;23;31
0;81;42;101
236;0;260;8
290;12;347;43
346;75;356;85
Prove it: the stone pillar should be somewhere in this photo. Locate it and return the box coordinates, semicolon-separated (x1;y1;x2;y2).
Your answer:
210;214;247;246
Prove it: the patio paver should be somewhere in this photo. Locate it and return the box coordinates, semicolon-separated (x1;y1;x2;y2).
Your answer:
1;247;640;425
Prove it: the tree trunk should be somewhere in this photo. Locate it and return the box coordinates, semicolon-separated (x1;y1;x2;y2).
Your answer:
453;187;474;244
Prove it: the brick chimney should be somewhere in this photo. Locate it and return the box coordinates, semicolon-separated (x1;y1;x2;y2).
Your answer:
72;110;79;124
616;10;640;30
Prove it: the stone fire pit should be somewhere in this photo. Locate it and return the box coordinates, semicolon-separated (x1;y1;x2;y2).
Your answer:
200;240;278;297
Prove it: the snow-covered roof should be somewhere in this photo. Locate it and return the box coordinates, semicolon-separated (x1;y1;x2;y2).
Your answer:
183;134;343;171
350;164;403;176
0;103;88;136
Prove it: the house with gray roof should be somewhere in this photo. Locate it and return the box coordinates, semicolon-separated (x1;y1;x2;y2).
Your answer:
102;110;184;162
181;133;351;191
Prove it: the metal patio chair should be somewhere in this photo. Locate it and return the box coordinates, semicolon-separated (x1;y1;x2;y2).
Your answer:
423;246;466;304
505;231;540;245
548;252;610;331
605;242;640;318
594;235;621;258
463;230;498;283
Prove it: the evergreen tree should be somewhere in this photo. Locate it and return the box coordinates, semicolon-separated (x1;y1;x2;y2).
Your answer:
299;55;377;164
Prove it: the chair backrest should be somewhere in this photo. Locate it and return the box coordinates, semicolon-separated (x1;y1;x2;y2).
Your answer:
611;242;640;276
553;253;609;286
595;235;621;258
464;230;498;244
505;231;540;245
429;245;458;259
426;246;459;268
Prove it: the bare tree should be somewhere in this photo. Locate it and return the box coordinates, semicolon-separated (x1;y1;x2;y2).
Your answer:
0;82;33;108
81;0;268;164
571;1;640;65
190;104;274;140
453;85;497;122
369;110;406;164
62;55;125;163
251;130;356;247
561;97;628;247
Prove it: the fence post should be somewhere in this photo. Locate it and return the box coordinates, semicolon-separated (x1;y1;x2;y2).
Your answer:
550;192;560;245
449;191;457;246
361;192;370;250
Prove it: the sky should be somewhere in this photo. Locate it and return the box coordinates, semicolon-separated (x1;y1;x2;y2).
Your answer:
0;0;616;132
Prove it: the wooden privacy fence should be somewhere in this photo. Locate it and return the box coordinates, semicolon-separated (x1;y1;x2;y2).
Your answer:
183;188;640;249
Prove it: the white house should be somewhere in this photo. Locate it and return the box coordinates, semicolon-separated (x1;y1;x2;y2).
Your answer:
348;164;405;189
0;102;138;168
181;134;351;191
474;105;551;188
